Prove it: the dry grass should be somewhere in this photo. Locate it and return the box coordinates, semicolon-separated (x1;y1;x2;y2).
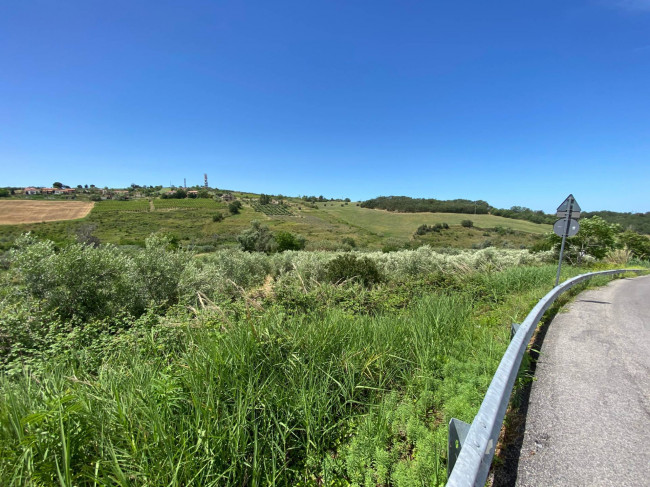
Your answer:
0;200;94;224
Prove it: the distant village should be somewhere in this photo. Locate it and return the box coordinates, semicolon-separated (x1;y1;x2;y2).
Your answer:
14;185;236;201
6;174;240;202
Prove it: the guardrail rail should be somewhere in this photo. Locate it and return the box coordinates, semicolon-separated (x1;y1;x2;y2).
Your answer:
446;269;645;486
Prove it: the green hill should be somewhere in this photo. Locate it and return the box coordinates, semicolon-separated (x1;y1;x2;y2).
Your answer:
0;194;551;252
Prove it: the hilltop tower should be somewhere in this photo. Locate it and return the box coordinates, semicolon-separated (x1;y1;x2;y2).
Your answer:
184;178;187;189
204;173;208;189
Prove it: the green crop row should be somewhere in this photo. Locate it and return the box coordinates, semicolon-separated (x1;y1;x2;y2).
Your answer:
252;203;293;216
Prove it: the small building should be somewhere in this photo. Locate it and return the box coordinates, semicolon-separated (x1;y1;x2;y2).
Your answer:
222;193;234;201
187;190;199;196
62;188;76;194
24;187;41;195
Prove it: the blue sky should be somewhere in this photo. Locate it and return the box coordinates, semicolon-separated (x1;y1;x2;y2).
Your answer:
1;1;649;213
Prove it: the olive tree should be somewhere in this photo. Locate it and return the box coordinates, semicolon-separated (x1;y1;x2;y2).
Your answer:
237;220;274;253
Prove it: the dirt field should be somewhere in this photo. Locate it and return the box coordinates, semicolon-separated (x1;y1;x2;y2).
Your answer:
0;201;94;224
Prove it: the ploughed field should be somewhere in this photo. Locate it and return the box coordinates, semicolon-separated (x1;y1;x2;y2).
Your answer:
0;200;94;224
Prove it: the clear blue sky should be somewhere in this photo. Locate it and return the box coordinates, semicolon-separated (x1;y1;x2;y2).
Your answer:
2;1;649;213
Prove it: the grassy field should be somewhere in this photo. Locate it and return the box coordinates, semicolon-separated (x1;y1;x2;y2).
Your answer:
0;197;552;251
92;200;150;212
318;203;550;236
153;198;221;209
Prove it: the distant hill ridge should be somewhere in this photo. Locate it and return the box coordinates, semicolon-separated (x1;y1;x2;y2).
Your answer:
360;196;650;234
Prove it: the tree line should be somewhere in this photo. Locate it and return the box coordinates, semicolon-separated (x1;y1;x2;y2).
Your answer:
360;196;490;214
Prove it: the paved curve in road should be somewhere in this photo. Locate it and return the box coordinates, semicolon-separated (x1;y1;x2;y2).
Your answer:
513;275;650;486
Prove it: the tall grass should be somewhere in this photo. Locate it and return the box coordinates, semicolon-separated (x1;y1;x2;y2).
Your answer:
0;264;575;486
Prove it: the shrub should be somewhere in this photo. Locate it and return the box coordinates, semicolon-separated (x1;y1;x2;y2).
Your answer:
275;231;306;252
461;219;473;228
9;234;135;320
212;213;224;222
237;220;274;253
8;234;193;321
341;237;356;248
229;201;242;214
325;254;382;287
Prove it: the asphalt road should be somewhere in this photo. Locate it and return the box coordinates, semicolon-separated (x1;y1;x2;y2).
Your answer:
513;275;650;486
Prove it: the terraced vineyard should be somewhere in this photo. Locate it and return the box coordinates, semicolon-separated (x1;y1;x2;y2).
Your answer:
252;203;293;216
153;198;219;209
92;200;150;212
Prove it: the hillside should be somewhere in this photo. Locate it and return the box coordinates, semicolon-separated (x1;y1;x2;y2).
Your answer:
0;195;550;251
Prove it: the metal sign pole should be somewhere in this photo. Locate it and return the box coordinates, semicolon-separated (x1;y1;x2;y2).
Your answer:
555;197;574;286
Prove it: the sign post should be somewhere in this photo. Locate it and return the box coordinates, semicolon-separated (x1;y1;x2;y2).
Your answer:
554;194;581;286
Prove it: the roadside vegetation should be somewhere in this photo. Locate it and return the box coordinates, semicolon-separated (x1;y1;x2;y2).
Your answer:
1;230;647;485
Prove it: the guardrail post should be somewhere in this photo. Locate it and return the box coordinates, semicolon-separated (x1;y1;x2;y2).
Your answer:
447;418;471;477
510;323;520;340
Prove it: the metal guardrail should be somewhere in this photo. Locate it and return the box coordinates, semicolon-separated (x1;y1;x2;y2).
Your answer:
446;268;645;487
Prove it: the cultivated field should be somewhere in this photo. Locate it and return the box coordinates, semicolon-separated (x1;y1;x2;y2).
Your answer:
0;200;94;224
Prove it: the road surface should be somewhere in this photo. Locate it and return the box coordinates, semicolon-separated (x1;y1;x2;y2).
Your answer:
512;274;650;486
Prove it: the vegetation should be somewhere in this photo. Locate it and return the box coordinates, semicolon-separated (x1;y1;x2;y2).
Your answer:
161;188;187;199
490;206;554;225
252;203;293;216
361;196;490;214
581;210;650;235
415;223;450;236
153;198;218;209
546;216;620;262
325;253;382;286
237;220;275;253
0;234;576;485
619;230;650;260
275;231;306;252
1;226;647;485
92;200;150;212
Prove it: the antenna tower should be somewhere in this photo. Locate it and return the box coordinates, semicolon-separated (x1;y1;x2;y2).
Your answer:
184;178;186;189
204;173;208;189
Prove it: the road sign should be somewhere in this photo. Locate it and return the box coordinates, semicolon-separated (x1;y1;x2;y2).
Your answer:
556;194;581;213
553;218;580;237
555;195;582;286
556;210;581;219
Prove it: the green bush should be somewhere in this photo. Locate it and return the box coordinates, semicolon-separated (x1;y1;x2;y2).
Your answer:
461;219;473;228
237;220;274;253
8;234;192;321
275;231;306;252
212;212;224;222
341;237;356;248
325;253;382;287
